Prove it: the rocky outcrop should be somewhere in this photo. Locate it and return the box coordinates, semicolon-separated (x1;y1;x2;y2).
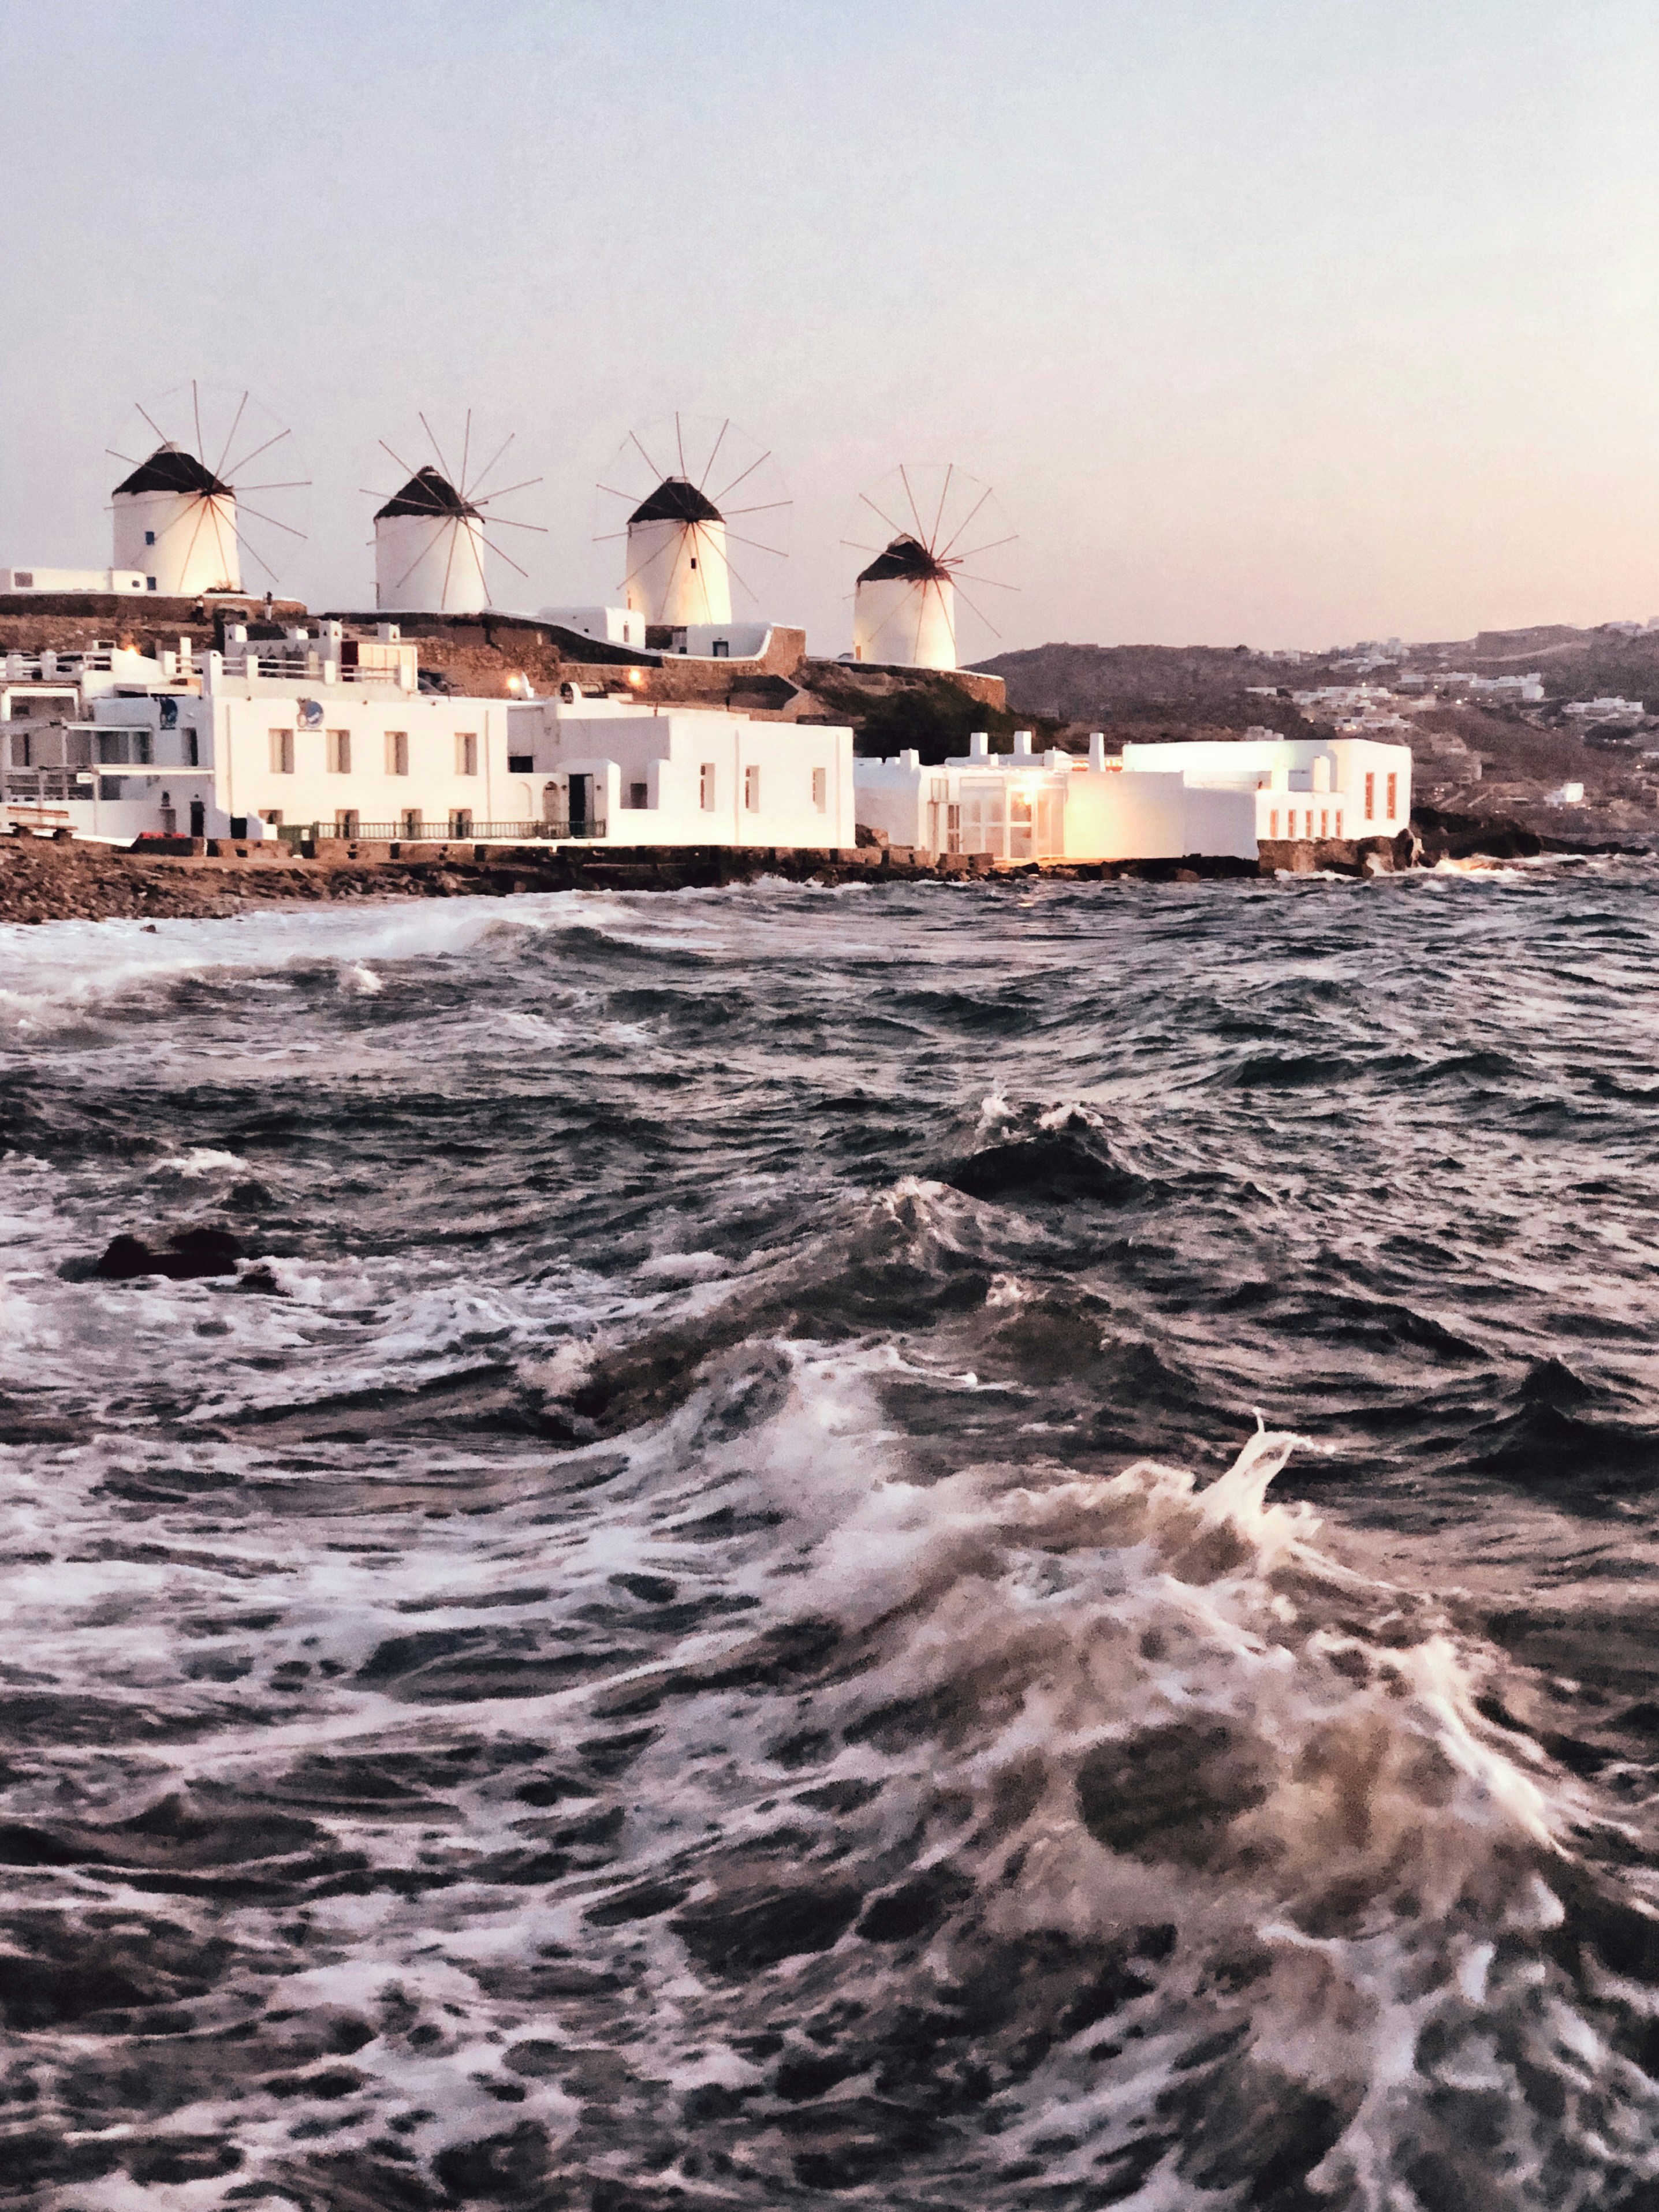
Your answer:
95;1229;242;1281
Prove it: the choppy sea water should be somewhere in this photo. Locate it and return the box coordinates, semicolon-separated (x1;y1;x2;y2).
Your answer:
6;861;1659;2210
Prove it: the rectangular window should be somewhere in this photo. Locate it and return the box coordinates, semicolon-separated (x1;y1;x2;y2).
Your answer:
334;809;359;837
261;808;284;827
185;730;200;766
1269;807;1278;838
812;766;827;811
133;732;152;765
449;808;474;838
744;764;760;811
269;729;294;774
1386;772;1398;819
386;730;408;776
327;729;351;774
712;639;729;658
1364;771;1375;821
1334;809;1343;838
508;752;533;773
700;763;716;811
1319;809;1328;840
456;732;478;777
401;808;420;838
627;782;648;810
10;733;29;768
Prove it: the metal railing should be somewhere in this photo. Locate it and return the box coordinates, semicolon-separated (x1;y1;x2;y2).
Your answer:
309;818;609;844
3;771;94;802
223;650;413;688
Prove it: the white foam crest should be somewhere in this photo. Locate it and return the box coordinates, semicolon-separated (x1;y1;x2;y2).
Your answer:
0;894;581;1036
147;1146;250;1178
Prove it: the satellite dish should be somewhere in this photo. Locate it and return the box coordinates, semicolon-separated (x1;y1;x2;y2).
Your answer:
106;381;311;597
593;413;791;625
363;411;545;614
844;464;1017;670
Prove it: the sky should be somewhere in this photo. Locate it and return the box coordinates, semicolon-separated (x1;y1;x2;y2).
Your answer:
3;0;1658;655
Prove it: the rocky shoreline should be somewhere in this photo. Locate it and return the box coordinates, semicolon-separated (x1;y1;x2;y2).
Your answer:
0;812;1642;927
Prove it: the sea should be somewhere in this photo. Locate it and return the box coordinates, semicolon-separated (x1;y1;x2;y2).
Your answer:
4;859;1659;2211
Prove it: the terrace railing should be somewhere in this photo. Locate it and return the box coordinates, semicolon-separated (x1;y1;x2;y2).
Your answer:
308;817;607;844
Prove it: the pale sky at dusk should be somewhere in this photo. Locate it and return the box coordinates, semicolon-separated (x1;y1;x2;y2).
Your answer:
3;0;1657;654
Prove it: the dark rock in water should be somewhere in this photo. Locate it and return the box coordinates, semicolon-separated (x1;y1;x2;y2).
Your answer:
942;1129;1149;1208
95;1227;243;1281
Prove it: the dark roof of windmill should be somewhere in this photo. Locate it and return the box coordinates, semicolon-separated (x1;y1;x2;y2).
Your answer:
629;476;722;527
375;467;476;522
113;444;232;499
857;534;949;585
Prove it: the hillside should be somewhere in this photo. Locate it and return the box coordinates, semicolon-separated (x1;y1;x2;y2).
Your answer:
971;642;1328;732
978;626;1659;723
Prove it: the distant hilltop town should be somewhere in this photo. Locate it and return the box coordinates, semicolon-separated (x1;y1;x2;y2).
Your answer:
978;621;1659;842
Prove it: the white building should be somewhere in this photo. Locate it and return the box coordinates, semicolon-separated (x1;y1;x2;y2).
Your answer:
538;607;770;660
111;446;241;597
506;692;853;848
1;624;499;845
2;637;855;851
1565;695;1646;726
853;731;1414;864
0;566;148;596
540;606;650;650
625;479;732;627
374;467;490;614
852;536;957;670
1468;673;1544;703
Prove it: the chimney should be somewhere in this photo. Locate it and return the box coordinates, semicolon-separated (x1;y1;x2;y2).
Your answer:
1013;729;1032;756
969;730;989;758
1088;732;1106;771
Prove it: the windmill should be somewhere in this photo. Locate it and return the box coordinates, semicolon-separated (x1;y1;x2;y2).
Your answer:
845;464;1017;670
365;411;545;614
594;415;791;629
107;382;310;598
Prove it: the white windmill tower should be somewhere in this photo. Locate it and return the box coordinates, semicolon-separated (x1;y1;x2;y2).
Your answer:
627;476;730;626
847;465;1017;670
366;412;544;615
594;416;791;635
107;382;310;598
